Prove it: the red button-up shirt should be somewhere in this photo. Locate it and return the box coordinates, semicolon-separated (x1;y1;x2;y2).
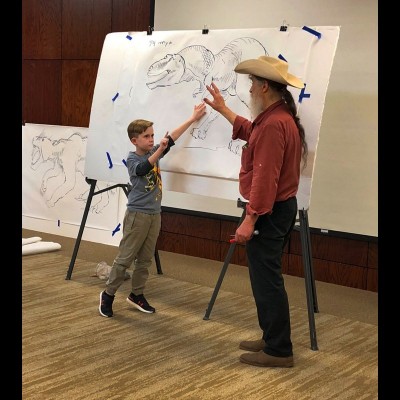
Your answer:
232;99;301;216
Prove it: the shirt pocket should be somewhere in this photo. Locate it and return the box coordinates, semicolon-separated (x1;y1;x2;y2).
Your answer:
241;144;253;172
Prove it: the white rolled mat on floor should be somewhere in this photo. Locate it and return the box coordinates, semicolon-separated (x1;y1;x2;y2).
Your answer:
22;237;61;256
22;237;42;246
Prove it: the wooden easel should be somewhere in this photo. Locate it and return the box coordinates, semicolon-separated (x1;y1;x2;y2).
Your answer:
203;199;319;351
65;178;163;280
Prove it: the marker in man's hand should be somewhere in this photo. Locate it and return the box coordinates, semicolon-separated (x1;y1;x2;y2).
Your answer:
229;230;259;243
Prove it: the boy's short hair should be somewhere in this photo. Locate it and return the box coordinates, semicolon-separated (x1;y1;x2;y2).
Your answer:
127;119;154;140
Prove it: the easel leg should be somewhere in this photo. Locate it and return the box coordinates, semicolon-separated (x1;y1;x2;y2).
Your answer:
203;241;237;320
65;179;97;280
299;209;319;350
203;203;246;320
154;248;162;274
304;211;319;313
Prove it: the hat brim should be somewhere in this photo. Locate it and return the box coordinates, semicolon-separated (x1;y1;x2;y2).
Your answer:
234;59;304;89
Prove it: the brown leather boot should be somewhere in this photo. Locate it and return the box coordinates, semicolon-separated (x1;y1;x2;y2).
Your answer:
240;350;294;368
239;339;266;352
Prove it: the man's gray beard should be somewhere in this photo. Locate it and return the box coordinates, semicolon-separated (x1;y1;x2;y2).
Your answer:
249;95;264;121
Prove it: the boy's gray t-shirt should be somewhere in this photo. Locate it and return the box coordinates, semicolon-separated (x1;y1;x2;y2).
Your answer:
126;145;164;214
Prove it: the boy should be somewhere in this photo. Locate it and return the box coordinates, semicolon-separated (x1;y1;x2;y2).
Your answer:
99;103;207;317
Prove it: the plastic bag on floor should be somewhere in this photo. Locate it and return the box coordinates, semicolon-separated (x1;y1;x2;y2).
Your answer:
92;261;130;280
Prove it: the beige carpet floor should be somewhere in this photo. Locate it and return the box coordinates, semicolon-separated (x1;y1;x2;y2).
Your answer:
22;229;378;326
22;237;378;399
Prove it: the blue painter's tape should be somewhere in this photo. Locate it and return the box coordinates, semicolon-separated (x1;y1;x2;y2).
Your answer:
106;152;113;168
302;26;322;39
112;92;119;102
122;159;127;167
112;223;121;236
299;84;311;103
278;54;287;62
126;35;132;40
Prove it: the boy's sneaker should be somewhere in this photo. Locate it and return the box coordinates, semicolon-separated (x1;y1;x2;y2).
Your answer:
126;293;155;313
99;291;114;317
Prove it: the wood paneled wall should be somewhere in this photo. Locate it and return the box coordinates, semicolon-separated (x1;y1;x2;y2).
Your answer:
22;0;378;293
22;0;154;127
158;209;378;292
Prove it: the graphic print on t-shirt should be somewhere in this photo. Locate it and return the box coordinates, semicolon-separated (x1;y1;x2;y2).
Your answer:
145;164;162;202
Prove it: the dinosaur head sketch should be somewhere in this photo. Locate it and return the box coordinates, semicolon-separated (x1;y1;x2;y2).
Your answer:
29;132;89;208
31;136;55;170
146;54;186;89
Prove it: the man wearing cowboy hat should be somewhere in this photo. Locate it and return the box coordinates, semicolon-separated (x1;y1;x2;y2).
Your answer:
204;55;308;368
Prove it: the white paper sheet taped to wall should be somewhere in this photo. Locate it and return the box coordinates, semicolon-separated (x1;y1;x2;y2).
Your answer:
22;238;61;256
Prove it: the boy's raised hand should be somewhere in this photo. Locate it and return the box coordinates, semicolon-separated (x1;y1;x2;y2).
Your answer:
159;133;169;151
192;102;207;122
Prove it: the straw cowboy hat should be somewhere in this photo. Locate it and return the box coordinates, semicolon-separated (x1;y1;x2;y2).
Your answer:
234;55;304;89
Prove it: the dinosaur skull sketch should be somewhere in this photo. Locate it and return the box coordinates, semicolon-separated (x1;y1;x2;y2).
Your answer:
30;132;114;212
